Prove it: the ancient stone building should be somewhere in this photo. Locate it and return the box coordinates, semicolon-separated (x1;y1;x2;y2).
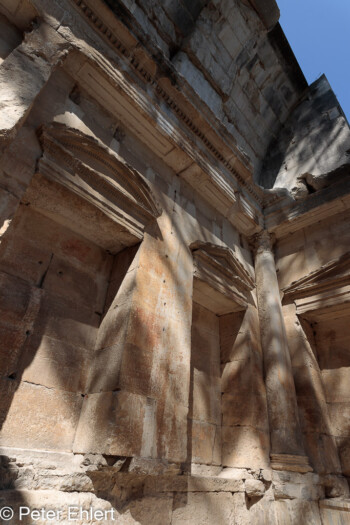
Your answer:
0;0;350;523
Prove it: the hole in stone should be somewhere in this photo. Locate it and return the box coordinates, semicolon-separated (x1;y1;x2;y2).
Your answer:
69;84;81;105
8;373;17;380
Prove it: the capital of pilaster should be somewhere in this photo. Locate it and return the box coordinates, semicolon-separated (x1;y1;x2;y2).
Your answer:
250;229;275;256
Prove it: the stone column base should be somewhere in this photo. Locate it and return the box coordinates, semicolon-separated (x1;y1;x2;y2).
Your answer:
270;453;313;473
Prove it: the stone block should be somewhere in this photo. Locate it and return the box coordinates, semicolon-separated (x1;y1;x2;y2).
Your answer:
172;52;222;116
191;420;221;465
73;390;147;456
192;301;220;334
319;499;350;525
293;365;326;401
336;437;350;476
219;311;245;363
191;328;220;376
273;499;322;525
297;397;329;434
191;369;221;425
87;343;124;394
33;293;99;351
144;474;243;494
322;369;350;403
327;402;350;438
0;321;26;375
43;255;104;311
222;392;268;432
156;400;188;463
0;380;82;451
221;358;265;397
172;492;235;525
303;432;341;475
222;426;269;469
0;234;53;286
245;478;265;497
122;494;173;525
0;271;32;325
20;334;90;393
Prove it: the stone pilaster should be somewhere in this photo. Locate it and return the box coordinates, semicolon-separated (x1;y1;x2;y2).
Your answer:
253;230;312;472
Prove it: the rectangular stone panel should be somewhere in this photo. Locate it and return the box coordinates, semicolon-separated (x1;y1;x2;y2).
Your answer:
43;255;104;311
297;396;329;434
33;292;100;351
321;369;350;403
336;437;350;477
156;400;188;464
191;420;221;466
222;392;268;432
222;426;269;469
219;311;245;364
303;432;341;474
0;379;82;451
325;402;350;438
171;492;235;525
73;390;147;456
20;334;91;393
221;357;265;397
191;369;221;425
0;271;32;325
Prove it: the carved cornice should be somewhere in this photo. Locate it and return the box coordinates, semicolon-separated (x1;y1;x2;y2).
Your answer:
283;252;350;301
37;122;162;239
190;241;255;308
70;0;265;215
265;177;350;239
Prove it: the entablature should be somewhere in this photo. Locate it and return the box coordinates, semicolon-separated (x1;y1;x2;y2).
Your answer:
64;0;265;236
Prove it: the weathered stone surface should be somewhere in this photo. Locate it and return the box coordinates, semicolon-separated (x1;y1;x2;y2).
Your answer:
171;492;235;525
222;426;269;469
0;380;82;451
0;0;349;523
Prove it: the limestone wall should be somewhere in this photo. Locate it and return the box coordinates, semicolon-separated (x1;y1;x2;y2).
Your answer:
276;208;350;485
112;0;306;175
262;75;350;193
0;0;350;523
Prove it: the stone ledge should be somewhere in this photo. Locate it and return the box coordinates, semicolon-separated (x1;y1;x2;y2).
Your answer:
320;499;350;512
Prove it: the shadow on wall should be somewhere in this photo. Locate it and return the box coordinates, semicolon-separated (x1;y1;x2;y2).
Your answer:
259;75;350;195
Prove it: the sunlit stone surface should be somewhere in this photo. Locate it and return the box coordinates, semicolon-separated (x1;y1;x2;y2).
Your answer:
0;0;350;523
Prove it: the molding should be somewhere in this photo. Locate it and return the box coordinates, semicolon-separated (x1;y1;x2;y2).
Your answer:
65;52;262;235
68;0;266;237
283;252;350;301
70;0;255;188
37;122;162;239
190;241;255;314
295;285;350;320
319;499;350;513
270;454;312;473
265;177;350;239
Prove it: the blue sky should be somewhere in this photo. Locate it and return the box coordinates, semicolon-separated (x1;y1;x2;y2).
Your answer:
277;0;350;121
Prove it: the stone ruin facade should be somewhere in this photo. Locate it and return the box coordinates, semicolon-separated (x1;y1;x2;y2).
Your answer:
0;0;350;523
